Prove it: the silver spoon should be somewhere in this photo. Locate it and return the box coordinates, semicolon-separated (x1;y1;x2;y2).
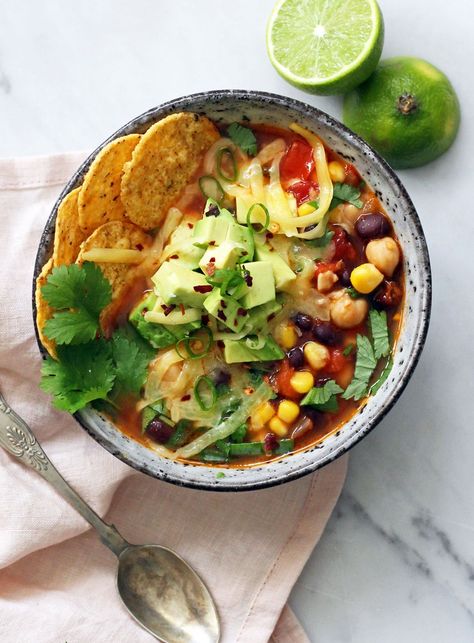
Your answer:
0;391;220;643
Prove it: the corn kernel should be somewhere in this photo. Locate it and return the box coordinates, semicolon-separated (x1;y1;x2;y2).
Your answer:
269;416;289;437
290;370;314;394
298;202;316;216
350;263;384;294
304;341;330;370
276;322;298;349
252;401;276;429
328;161;346;183
277;399;300;423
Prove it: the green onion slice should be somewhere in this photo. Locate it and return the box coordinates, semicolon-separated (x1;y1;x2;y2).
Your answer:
244;334;266;350
216;147;238;182
194;376;217;411
199;175;224;203
246;203;270;232
175;326;213;360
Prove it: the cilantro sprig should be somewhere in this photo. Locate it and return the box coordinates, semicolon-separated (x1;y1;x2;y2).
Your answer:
330;183;363;210
227;123;257;156
42;263;112;345
301;380;344;412
342;335;377;401
369;309;390;359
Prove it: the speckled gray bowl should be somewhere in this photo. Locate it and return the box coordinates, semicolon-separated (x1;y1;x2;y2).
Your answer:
33;90;431;491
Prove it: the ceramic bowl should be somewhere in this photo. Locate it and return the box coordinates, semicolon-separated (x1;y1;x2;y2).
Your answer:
33;90;431;491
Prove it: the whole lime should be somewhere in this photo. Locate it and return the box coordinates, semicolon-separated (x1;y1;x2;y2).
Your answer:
343;56;461;168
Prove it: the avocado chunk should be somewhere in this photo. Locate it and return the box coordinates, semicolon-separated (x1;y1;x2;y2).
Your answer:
129;293;200;349
152;261;210;308
192;216;230;248
223;336;285;364
198;240;243;273
246;298;283;332
226;220;254;262
203;288;248;333
167;241;204;270
255;245;296;290
241;261;276;309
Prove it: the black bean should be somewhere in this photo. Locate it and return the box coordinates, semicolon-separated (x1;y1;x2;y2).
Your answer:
293;312;313;330
355;213;390;239
339;268;351;287
312;321;340;346
288;346;304;368
147;418;174;444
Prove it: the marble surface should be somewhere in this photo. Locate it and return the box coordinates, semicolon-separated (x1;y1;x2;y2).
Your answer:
1;0;473;641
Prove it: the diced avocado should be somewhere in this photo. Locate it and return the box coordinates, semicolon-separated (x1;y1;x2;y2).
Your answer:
198;241;243;273
192;216;230;248
129;293;200;349
241;261;275;309
226;221;254;262
246;298;283;332
152;262;209;308
255;245;296;291
223;336;285;364
168;242;204;270
203;289;248;333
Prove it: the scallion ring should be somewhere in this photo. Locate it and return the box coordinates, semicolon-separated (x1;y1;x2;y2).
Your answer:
244;334;266;350
216;147;238;182
246;203;270;232
175;326;214;360
194;376;217;411
199;175;225;203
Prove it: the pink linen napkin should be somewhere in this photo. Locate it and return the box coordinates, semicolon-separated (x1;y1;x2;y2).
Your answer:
0;153;348;643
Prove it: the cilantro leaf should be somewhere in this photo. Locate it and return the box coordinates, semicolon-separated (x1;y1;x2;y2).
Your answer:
227;123;257;156
369;309;390;359
40;341;115;413
346;286;362;299
330;183;363;210
41;263;112;345
306;229;334;248
300;379;343;412
370;357;393;395
110;330;151;397
44;309;98;345
342;335;377;401
343;343;355;356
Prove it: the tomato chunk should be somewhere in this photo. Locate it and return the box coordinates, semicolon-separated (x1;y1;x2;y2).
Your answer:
286;180;318;206
332;228;356;262
280;141;314;182
325;349;349;374
272;359;299;399
344;162;361;187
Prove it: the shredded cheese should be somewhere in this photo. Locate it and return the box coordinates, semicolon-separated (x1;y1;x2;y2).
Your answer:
80;248;145;264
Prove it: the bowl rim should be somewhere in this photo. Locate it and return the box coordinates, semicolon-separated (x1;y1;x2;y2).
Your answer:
32;89;432;491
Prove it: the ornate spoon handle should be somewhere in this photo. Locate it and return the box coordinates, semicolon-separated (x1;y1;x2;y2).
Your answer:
0;391;128;556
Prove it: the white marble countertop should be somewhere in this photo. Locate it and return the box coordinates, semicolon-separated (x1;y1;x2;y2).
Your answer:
1;0;473;640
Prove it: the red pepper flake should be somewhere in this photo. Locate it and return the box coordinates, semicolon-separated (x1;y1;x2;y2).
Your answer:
179;303;185;316
206;263;216;276
181;394;191;402
243;269;253;287
209;257;216;262
244;386;254;395
220;299;227;309
217;310;227;322
237;307;247;316
217;340;225;349
141;308;148;316
187;223;194;229
233;319;238;327
193;285;213;293
266;232;274;239
161;304;176;316
136;243;144;251
201;314;210;325
209;241;216;246
169;254;179;259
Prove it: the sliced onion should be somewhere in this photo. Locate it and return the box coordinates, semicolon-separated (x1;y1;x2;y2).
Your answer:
257;138;286;165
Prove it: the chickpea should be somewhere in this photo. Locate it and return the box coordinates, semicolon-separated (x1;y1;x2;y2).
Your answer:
329;290;369;329
365;237;400;277
329;203;360;231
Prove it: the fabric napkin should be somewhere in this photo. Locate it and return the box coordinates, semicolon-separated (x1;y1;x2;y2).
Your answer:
0;153;348;643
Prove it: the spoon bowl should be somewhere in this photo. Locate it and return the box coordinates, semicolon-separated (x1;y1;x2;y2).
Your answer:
117;545;219;643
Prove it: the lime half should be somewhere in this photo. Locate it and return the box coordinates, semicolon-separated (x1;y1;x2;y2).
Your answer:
267;0;384;95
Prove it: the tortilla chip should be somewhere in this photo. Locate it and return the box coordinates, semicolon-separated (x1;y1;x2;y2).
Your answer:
52;187;86;267
77;221;152;304
78;134;141;233
121;113;219;230
35;257;56;358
